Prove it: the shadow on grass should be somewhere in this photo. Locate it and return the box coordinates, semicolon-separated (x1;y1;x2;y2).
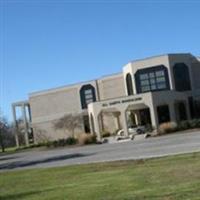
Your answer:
0;153;94;170
0;187;55;200
1;187;196;200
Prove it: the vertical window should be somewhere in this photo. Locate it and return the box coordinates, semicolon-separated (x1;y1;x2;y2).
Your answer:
173;63;191;91
188;97;195;119
157;105;170;124
126;73;134;95
135;65;170;93
80;84;96;109
84;89;94;105
193;99;200;118
177;102;187;121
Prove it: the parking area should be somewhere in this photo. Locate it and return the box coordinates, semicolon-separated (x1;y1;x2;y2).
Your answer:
0;130;200;171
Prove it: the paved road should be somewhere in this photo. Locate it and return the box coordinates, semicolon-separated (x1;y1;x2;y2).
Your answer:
0;130;200;171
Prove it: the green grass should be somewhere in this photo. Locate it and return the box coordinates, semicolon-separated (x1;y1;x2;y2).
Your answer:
0;153;200;200
0;146;32;155
0;146;17;154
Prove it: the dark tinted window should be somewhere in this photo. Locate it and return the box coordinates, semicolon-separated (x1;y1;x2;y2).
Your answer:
177;102;187;121
194;100;200;118
173;63;191;91
157;105;170;124
126;73;134;95
188;97;195;119
135;65;170;93
80;84;96;109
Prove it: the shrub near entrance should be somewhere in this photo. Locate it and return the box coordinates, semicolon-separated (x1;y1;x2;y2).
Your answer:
158;119;200;135
47;137;78;147
78;133;97;145
101;131;111;138
158;122;178;135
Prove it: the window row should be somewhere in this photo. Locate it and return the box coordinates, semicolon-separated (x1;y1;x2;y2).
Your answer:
134;65;170;94
126;63;191;95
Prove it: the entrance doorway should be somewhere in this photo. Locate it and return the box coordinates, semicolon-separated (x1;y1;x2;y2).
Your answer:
127;108;151;127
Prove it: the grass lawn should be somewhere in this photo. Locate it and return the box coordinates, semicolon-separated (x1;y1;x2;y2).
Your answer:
0;153;200;200
0;147;17;154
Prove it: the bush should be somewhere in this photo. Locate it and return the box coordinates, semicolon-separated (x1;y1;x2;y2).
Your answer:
101;131;111;138
196;119;200;128
175;119;200;131
158;122;178;135
178;120;191;130
188;119;200;128
52;137;77;147
158;119;200;135
78;133;96;145
65;137;77;145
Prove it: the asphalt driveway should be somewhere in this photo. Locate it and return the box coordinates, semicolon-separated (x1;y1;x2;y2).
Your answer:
0;130;200;171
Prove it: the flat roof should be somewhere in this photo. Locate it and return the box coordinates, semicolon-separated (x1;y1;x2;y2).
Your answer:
21;52;197;99
124;53;192;66
29;72;122;97
12;100;29;106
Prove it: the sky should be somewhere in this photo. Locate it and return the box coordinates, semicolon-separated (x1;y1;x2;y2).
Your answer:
0;0;200;122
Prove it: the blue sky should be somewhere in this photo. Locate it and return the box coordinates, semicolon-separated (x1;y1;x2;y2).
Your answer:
0;0;200;121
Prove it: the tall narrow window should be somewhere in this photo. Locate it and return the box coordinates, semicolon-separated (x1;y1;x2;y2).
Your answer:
193;99;200;118
80;84;96;109
157;105;170;124
188;97;195;119
177;102;187;121
173;63;191;91
126;73;134;95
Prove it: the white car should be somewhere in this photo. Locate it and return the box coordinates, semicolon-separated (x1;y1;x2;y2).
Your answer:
117;125;146;136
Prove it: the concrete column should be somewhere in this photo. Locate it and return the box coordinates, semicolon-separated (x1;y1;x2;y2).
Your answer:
89;113;94;134
22;104;29;146
168;103;177;123
99;113;104;133
98;113;104;134
94;114;101;141
28;105;32;122
188;63;195;92
185;101;191;120
12;105;19;148
120;109;129;136
149;105;159;129
134;113;138;125
113;112;120;130
134;110;141;125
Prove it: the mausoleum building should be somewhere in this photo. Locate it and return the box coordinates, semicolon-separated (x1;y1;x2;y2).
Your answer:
12;53;200;146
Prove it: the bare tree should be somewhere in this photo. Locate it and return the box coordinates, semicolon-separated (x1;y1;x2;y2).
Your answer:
33;128;50;143
10;118;25;146
0;110;8;152
54;113;83;137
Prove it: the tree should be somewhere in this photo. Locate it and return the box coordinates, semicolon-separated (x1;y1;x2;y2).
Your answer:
54;113;83;137
0;111;8;152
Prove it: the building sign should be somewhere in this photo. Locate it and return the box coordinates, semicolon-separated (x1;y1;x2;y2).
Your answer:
102;97;142;107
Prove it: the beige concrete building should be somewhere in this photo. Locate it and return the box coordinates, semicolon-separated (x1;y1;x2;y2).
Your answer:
12;53;200;146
